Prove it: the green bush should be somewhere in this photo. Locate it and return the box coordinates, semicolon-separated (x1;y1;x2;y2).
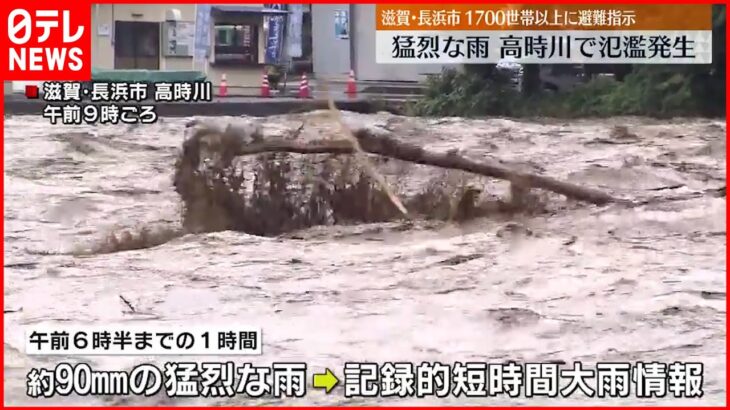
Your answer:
410;65;725;119
410;5;726;119
407;68;521;117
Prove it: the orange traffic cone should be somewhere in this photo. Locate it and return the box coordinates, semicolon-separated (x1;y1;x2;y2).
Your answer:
346;70;357;98
298;73;310;99
218;73;228;97
260;70;271;98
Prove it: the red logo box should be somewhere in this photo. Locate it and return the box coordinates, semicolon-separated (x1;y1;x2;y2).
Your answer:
0;2;91;81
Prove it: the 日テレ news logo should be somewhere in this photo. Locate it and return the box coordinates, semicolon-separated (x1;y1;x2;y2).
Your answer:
1;3;90;80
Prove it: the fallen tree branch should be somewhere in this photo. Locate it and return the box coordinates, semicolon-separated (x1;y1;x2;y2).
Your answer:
321;81;409;216
197;126;621;206
352;128;621;206
119;294;136;313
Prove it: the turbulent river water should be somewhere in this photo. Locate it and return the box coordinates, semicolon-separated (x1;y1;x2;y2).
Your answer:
3;111;727;406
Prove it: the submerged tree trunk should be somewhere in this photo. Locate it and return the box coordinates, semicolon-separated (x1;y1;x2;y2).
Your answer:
186;123;624;207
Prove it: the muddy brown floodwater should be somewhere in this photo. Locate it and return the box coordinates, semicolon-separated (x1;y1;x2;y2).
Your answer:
3;111;727;406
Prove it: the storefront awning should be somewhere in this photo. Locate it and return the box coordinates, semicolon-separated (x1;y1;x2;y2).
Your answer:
211;6;289;15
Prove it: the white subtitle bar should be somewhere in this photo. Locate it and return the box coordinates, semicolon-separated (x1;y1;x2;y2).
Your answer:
25;324;263;356
376;30;712;64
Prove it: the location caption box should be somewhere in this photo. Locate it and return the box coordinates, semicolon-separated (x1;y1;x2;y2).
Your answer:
36;80;213;125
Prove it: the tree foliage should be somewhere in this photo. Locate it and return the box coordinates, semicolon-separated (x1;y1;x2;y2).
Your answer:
410;5;726;119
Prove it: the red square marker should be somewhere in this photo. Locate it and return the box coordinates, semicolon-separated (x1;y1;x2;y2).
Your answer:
25;85;39;99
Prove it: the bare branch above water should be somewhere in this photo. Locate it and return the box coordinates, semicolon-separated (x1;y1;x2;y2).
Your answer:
191;124;621;206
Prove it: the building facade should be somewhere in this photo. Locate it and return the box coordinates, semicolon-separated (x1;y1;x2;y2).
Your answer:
7;4;442;94
90;4;446;85
311;4;446;82
91;4;299;88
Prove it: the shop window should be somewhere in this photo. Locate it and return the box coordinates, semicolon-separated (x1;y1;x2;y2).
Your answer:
213;24;258;65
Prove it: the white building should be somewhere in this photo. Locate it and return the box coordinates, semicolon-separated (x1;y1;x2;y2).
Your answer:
90;4;297;88
311;4;446;82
